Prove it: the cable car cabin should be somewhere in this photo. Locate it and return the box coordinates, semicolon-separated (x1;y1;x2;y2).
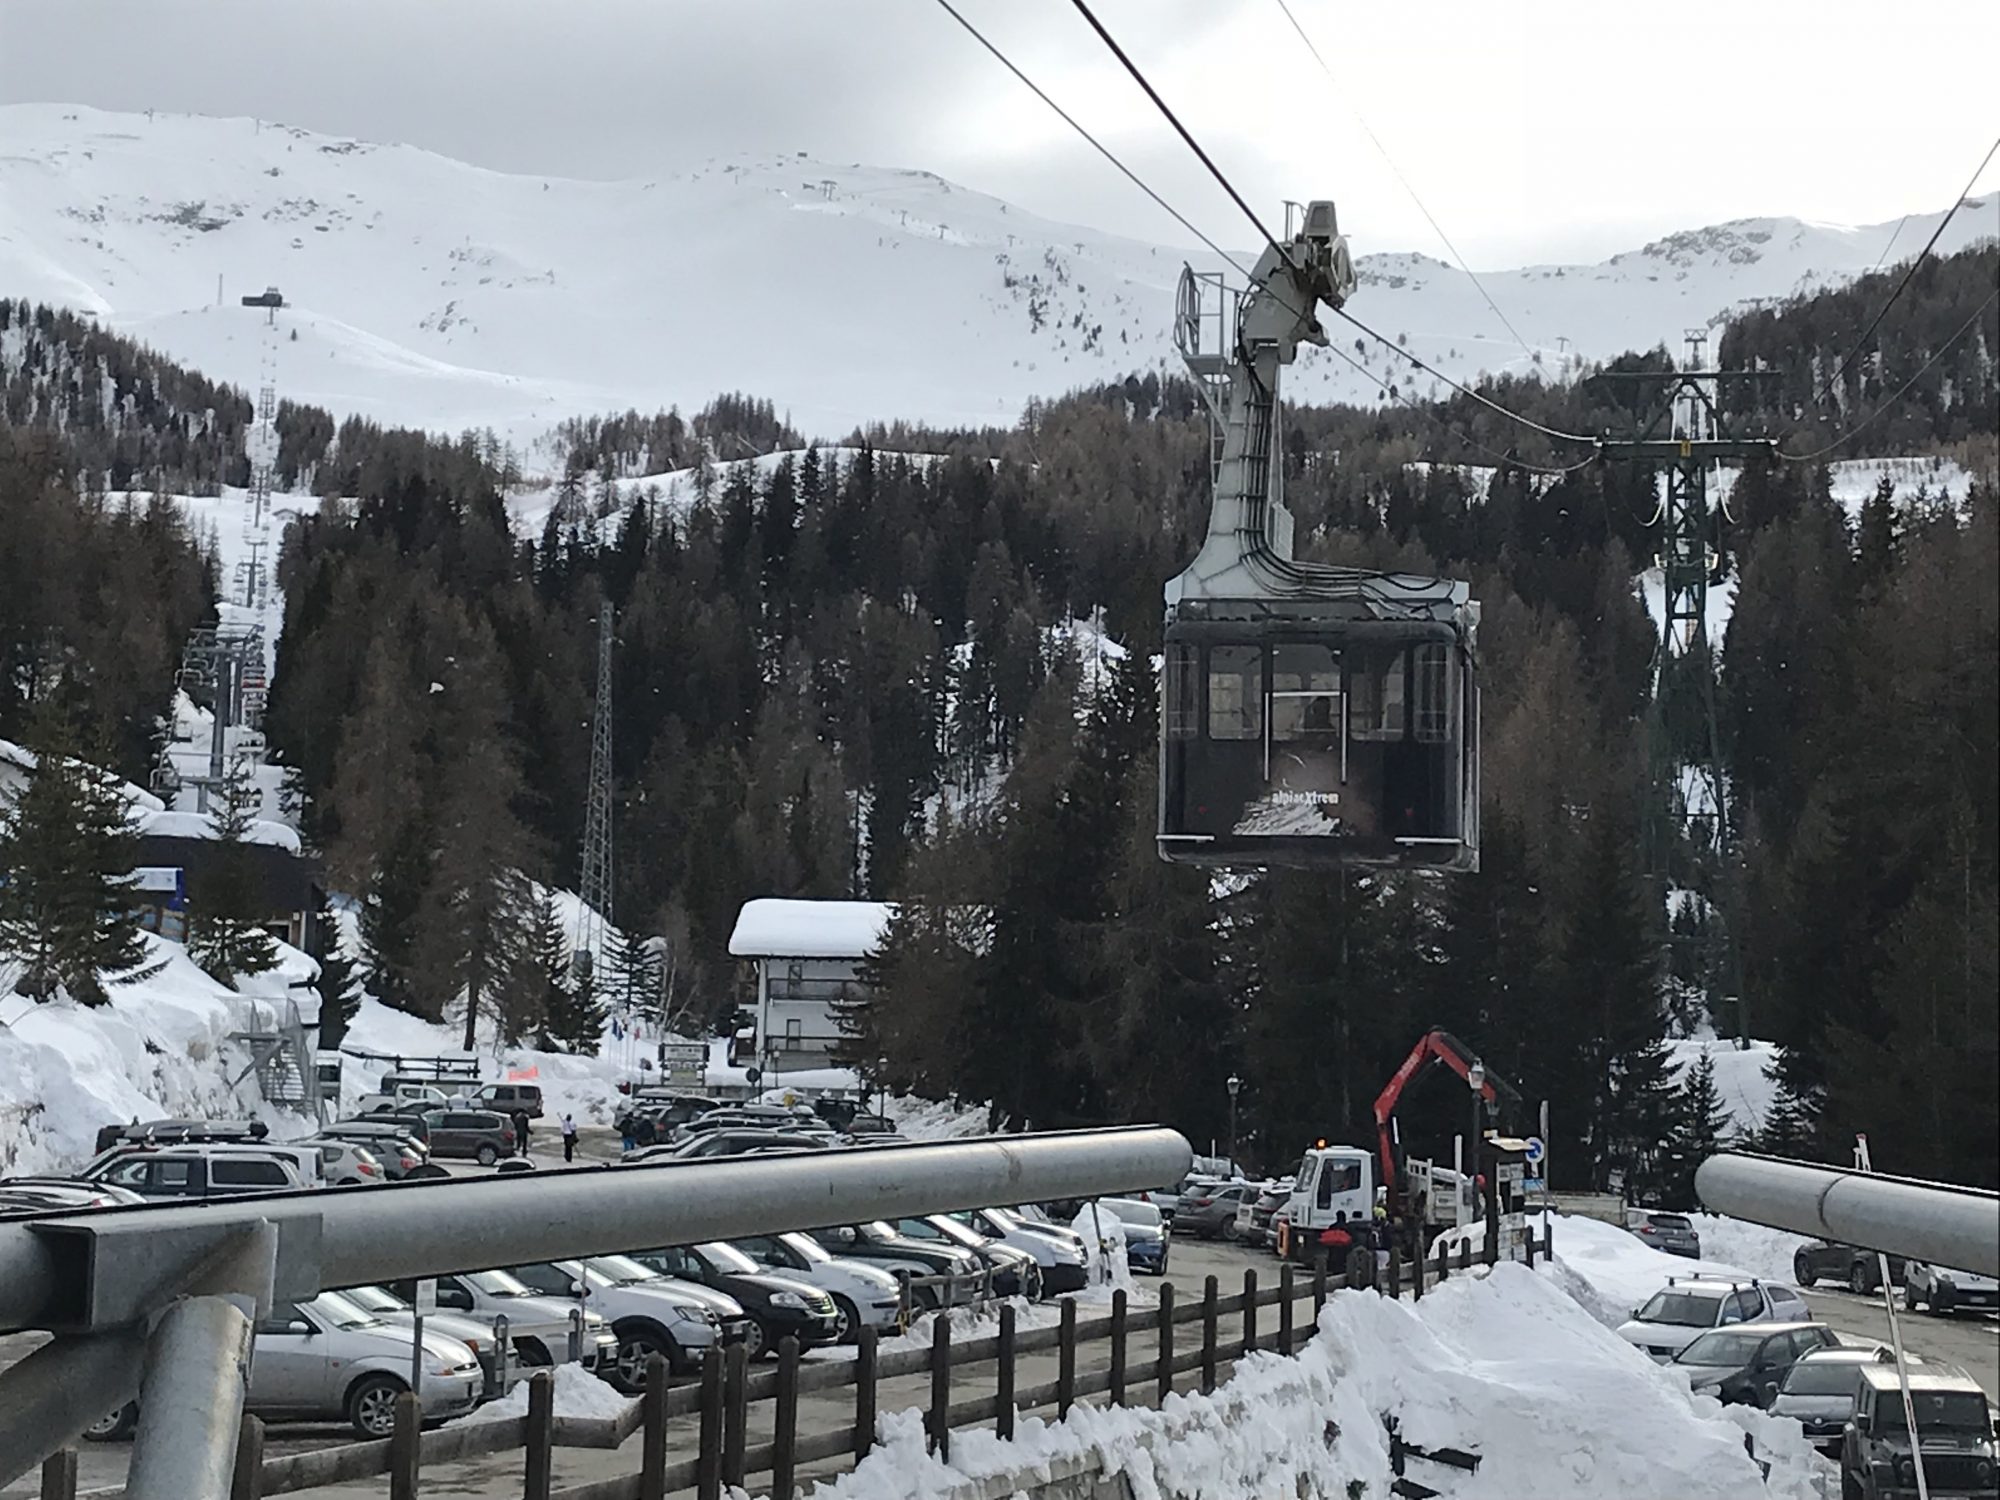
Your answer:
1154;195;1480;872
1159;588;1479;872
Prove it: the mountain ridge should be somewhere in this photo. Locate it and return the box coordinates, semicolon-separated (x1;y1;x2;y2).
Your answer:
3;103;1993;446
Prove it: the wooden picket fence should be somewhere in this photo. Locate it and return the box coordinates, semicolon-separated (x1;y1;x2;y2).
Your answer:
38;1228;1546;1500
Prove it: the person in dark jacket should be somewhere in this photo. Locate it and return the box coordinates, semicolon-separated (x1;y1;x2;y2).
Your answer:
511;1108;532;1158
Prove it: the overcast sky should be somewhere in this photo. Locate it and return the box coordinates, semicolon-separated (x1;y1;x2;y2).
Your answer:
4;0;1996;265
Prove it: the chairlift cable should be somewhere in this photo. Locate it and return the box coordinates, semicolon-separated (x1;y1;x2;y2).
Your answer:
1268;0;1538;365
1778;288;1998;464
1810;134;1999;411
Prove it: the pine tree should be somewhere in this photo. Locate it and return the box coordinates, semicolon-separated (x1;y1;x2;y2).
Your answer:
0;703;152;1005
311;893;361;1050
187;752;280;985
1665;1051;1731;1206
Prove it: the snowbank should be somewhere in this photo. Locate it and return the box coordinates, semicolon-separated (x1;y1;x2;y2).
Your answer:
1071;1202;1134;1297
0;933;283;1175
804;1265;1828;1500
1680;1213;1812;1284
133;806;304;852
882;1093;990;1141
453;1361;632;1425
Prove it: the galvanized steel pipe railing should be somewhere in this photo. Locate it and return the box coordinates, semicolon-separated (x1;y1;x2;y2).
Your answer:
0;1126;1193;1335
1695;1152;2000;1278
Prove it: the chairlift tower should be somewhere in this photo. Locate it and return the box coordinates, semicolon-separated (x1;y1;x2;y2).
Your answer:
576;602;616;978
236;287;285;613
1594;333;1779;1041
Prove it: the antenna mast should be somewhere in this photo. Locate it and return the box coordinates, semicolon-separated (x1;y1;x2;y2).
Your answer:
577;601;616;976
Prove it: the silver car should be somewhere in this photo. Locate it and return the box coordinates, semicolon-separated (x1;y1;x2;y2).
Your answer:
386;1268;623;1374
1770;1346;1911;1455
88;1289;483;1440
336;1284;527;1399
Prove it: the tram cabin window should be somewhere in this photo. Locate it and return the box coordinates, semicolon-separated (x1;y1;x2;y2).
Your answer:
1207;645;1262;741
1164;643;1199;740
1270;644;1340;741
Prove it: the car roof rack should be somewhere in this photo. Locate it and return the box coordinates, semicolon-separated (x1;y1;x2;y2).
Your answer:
117;1119;270;1146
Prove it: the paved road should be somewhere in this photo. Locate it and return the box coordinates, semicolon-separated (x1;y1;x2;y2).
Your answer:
1799;1286;2000;1398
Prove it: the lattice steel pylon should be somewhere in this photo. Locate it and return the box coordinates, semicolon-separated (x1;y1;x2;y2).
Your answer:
1597;332;1778;1041
236;286;285;613
576;601;616;975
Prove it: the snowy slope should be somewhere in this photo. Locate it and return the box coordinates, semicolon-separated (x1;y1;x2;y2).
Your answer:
5;104;1993;445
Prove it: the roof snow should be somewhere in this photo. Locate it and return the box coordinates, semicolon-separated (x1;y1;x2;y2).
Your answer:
729;899;895;960
134;807;304;852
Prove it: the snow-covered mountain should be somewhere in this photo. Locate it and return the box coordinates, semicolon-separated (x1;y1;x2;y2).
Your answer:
4;103;1993;446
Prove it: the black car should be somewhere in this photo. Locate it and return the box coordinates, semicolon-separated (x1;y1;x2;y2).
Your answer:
809;1223;988;1310
634;1243;841;1358
614;1093;721;1145
1670;1320;1843;1407
1841;1364;1999;1500
1793;1238;1906;1295
889;1215;1043;1301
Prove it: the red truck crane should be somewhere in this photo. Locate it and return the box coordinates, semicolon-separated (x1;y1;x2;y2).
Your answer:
1374;1028;1521;1218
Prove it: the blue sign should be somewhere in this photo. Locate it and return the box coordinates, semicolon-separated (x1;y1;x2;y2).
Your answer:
1524;1135;1545;1166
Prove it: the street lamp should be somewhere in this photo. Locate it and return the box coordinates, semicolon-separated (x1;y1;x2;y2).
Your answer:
1225;1074;1242;1166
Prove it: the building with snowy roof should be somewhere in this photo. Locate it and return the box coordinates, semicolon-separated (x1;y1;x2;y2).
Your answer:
727;899;894;1078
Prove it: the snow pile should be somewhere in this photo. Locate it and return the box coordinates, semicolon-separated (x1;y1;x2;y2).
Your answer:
1071;1202;1134;1297
453;1362;632;1426
881;1093;989;1141
1539;1212;1784;1329
1681;1214;1813;1284
803;1265;1828;1500
0;933;289;1175
1664;1033;1783;1137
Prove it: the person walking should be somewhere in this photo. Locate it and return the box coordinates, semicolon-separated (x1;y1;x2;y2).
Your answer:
561;1113;578;1163
512;1108;532;1158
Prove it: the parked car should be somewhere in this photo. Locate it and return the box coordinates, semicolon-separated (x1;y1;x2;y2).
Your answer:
627;1129;827;1163
1903;1261;2000;1316
0;1177;146;1215
472;1082;545;1119
727;1232;904;1339
320;1121;431;1179
1793;1237;1907;1294
1241;1182;1293;1248
93;1117;272;1152
356;1100;435;1144
1094;1198;1170;1276
337;1284;526;1399
376;1076;458;1106
807;1223;988;1310
507;1256;745;1387
948;1206;1091;1294
1616;1275;1814;1362
1175;1182;1262;1240
79;1146;306;1199
1840;1363;1999;1500
85;1290;483;1440
384;1268;621;1374
841;1113;897;1137
1626;1209;1702;1259
888;1215;1042;1300
1140;1173;1227;1221
301;1138;387;1186
635;1243;842;1357
420;1109;516;1165
1770;1345;1915;1455
615;1093;721;1145
1669;1320;1843;1406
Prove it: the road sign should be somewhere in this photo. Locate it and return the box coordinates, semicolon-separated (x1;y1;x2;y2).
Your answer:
663;1042;705;1087
1522;1177;1546;1195
1524;1136;1545;1166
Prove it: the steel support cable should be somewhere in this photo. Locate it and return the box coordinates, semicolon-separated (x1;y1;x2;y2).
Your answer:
1268;0;1537;364
1335;306;1600;446
1812;133;1999;409
932;0;1566;477
1778;287;1998;463
1064;0;1287;255
1062;0;1599;457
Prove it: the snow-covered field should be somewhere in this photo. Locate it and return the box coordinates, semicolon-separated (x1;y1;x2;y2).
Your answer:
813;1261;1828;1500
5;103;1990;446
1665;1033;1782;1138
